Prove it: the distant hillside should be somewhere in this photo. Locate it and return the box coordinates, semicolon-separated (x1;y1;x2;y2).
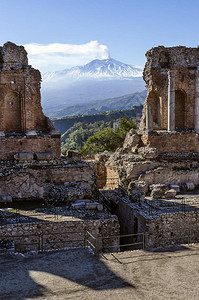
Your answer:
52;105;143;135
48;90;146;118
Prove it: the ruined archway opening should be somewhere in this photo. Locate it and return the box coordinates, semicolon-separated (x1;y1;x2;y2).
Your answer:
4;91;22;133
175;89;186;130
147;92;161;130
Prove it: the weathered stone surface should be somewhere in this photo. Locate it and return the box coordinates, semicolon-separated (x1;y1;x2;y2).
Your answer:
14;152;34;161
86;203;97;210
66;150;81;160
26;130;37;138
97;204;104;211
72;202;85;210
0;159;98;201
150;184;168;199
128;180;148;195
164;189;177;198
34;152;54;161
0;42;61;160
139;46;199;153
170;185;180;192
184;182;195;191
138;147;158;159
0;217;120;253
123;129;141;149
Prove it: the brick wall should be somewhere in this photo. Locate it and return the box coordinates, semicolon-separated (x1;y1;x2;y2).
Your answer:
141;131;199;153
0;135;60;160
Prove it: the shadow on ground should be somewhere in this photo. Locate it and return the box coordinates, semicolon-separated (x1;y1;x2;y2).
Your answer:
0;248;134;299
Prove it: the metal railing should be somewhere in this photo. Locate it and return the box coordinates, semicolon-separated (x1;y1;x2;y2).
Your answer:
101;232;145;252
0;228;198;255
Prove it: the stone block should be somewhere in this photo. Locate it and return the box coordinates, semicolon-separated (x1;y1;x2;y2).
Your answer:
150;184;168;199
72;203;85;210
97;204;103;211
26;130;37;139
14;152;34;161
128;180;148;195
34;152;54;160
75;199;91;204
151;188;164;199
123;129;140;149
184;182;195;191
86;203;97;210
66;150;81;160
170;185;180;192
164;189;177;198
50;130;61;138
0;131;5;140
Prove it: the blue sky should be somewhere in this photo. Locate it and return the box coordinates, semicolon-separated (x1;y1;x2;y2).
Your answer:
1;0;199;72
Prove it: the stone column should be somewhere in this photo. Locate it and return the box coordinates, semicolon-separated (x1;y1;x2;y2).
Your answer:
195;69;199;132
168;71;175;132
146;104;153;131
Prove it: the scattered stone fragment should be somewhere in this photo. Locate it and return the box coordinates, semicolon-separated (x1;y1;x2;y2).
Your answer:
128;180;148;195
184;182;195;191
138;147;158;159
170;185;180;192
86;203;97;210
150;184;168;199
14;153;33;161
96;204;103;211
34;152;54;161
164;189;177;198
123;129;141;150
72;202;85;210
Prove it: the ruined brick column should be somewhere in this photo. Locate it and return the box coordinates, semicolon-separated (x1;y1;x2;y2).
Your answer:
168;71;175;131
146;104;153;131
195;68;199;133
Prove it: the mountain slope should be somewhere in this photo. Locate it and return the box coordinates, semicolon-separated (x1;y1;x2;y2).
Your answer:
41;58;145;117
52;106;143;135
49;90;146;118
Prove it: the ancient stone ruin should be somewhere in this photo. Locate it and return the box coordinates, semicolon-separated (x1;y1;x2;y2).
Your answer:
0;42;120;255
0;41;60;160
139;46;199;152
91;46;199;249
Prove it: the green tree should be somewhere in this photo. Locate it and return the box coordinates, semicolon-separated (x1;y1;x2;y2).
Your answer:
80;116;137;155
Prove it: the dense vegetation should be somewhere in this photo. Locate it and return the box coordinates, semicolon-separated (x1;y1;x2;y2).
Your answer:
61;120;112;151
80;116;136;155
61;116;137;155
52;105;142;135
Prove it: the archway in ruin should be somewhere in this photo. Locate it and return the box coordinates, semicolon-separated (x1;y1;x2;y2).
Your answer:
4;91;22;132
147;92;161;129
175;90;186;130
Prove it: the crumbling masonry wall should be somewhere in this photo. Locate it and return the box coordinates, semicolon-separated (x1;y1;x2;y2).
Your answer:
0;42;60;159
0;217;119;253
138;46;199;153
0;159;97;200
146;211;199;248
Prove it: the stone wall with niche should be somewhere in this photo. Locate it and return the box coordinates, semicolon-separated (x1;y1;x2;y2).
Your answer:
0;42;60;160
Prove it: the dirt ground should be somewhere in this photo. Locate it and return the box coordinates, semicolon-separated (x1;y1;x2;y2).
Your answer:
0;244;199;300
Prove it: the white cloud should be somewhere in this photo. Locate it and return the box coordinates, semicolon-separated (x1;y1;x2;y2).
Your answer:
24;41;110;73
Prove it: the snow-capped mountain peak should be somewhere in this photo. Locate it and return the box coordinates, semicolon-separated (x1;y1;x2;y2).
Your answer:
43;58;143;82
